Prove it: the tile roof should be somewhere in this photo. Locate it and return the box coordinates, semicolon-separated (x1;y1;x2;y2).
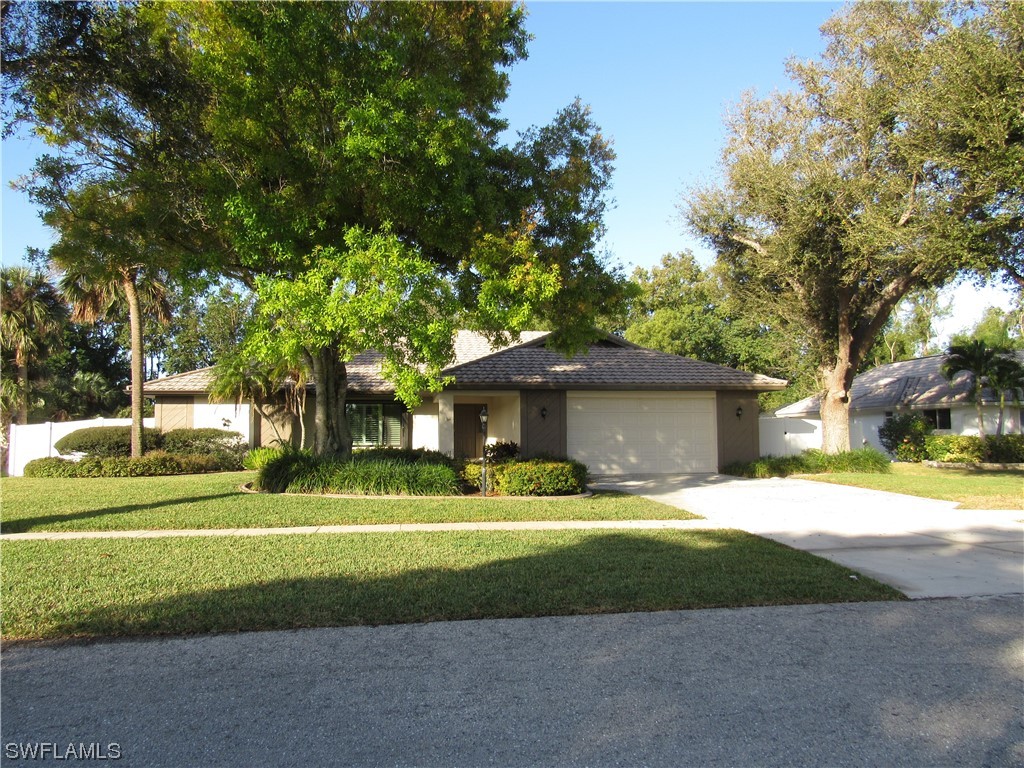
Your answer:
141;367;218;394
445;342;788;391
143;330;787;395
774;352;1024;417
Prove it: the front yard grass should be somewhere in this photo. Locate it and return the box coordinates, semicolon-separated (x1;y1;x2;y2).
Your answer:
805;463;1023;510
0;472;697;534
1;530;904;641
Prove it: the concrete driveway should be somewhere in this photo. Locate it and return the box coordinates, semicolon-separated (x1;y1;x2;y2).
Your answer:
592;474;1024;599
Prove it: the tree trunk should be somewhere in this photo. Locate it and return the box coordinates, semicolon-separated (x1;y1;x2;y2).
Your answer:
124;276;145;458
17;362;29;425
308;347;352;458
820;360;855;454
997;391;1005;437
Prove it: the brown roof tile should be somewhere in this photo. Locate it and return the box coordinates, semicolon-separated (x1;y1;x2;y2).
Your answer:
446;343;787;391
143;331;787;395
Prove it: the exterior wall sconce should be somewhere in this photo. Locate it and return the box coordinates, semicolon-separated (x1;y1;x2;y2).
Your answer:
479;406;489;497
540;406;548;419
735;406;744;420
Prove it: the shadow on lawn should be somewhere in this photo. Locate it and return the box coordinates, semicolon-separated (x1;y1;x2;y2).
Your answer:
41;531;905;641
0;493;240;534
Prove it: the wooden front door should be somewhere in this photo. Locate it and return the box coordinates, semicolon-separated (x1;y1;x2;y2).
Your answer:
454;404;485;458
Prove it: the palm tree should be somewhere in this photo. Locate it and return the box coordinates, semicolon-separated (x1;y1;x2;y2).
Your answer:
987;354;1024;436
0;267;68;425
210;355;293;446
941;339;1004;440
59;262;171;457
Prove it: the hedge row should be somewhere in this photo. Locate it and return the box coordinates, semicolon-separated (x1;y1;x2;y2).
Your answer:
879;414;1024;463
54;426;245;459
24;451;241;478
924;434;1024;464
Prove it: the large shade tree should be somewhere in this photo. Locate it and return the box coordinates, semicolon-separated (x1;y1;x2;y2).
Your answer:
685;0;1024;452
179;1;627;457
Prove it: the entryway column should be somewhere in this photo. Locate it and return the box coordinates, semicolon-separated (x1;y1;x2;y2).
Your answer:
436;392;455;457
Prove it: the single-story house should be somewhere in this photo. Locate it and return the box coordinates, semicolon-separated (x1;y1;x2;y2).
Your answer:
143;331;788;474
761;353;1024;456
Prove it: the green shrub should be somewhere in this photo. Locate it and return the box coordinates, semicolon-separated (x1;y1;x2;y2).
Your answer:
484;441;519;463
499;459;589;496
982;435;1024;463
255;453;460;496
924;435;985;463
23;457;81;478
243;446;289;470
350;446;455;468
54;426;164;458
460;460;511;494
162;428;243;454
724;448;891;478
23;451;239;478
878;413;932;462
723;454;810;478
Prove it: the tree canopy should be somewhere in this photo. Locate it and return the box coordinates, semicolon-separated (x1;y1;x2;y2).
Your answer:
685;0;1024;451
5;1;630;458
177;1;627;456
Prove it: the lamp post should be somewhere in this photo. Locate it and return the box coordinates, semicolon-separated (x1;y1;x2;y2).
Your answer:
479;405;489;497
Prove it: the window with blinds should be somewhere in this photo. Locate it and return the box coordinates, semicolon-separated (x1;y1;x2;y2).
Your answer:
346;402;403;447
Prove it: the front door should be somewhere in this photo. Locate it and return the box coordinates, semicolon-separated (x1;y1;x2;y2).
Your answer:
454;404;485;458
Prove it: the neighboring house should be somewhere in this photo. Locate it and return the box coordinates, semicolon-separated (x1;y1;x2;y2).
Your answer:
761;353;1024;456
143;331;787;474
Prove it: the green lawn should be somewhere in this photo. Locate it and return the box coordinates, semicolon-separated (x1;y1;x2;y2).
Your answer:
0;472;697;533
805;463;1024;510
1;530;903;641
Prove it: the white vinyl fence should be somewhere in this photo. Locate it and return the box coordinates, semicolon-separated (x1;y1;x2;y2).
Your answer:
6;417;156;477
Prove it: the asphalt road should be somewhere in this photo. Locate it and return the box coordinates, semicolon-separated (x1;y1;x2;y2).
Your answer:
3;595;1022;767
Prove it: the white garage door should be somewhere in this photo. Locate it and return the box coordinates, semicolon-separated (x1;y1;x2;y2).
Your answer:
566;392;717;474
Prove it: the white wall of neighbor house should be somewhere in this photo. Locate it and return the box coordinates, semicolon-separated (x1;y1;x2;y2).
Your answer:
758;416;821;457
760;404;1024;458
192;397;251;444
952;405;1021;436
6;416;157;476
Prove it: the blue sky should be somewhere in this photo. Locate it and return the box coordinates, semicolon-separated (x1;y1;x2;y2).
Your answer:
1;0;1014;336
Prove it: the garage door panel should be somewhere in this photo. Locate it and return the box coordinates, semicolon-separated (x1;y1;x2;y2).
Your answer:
567;392;717;474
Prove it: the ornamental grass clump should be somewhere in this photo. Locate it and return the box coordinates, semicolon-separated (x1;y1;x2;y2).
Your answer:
254;453;460;496
724;448;890;478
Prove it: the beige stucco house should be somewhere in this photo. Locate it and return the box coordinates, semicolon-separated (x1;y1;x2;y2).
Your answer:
144;331;787;474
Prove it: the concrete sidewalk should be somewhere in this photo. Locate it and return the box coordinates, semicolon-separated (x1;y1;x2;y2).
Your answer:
593;474;1024;599
0;518;725;541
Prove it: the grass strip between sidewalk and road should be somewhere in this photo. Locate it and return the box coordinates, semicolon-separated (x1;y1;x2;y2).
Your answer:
1;529;904;642
803;463;1024;510
0;473;697;534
